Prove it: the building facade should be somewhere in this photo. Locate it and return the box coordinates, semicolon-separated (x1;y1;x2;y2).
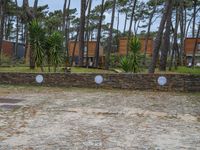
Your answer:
118;37;154;56
184;38;200;65
68;41;104;67
2;40;25;59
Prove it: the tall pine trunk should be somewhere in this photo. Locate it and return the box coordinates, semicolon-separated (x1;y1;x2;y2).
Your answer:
105;0;116;70
14;0;19;59
191;24;200;66
71;27;79;66
65;0;71;65
192;0;197;37
159;2;173;71
0;0;6;65
143;5;156;65
127;0;137;55
94;0;105;68
79;0;86;66
62;0;67;36
123;12;128;33
23;0;36;69
179;3;186;66
85;0;92;68
169;7;180;71
148;0;173;73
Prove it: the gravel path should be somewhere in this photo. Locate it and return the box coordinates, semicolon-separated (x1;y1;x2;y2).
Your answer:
0;85;200;150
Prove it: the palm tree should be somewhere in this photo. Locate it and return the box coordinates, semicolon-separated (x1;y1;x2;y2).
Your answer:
46;32;63;72
29;20;45;72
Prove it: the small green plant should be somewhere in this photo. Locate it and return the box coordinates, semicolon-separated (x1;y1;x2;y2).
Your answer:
110;53;120;68
120;56;130;72
29;20;46;72
29;20;64;72
46;32;63;72
120;36;142;73
0;54;12;66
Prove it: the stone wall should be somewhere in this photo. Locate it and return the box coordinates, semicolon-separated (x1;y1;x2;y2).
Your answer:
0;73;199;92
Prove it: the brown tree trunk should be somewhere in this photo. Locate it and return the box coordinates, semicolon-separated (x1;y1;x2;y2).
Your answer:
169;7;180;71
14;0;19;59
123;12;128;33
34;0;38;11
65;0;71;63
127;0;137;55
143;5;156;65
186;8;200;37
62;0;67;65
85;0;92;68
105;0;116;70
62;0;67;36
192;0;197;37
148;0;173;73
191;24;200;67
0;0;6;65
23;0;35;20
71;28;79;66
94;0;105;68
179;3;187;66
79;0;86;66
23;0;36;69
159;2;173;71
24;24;29;64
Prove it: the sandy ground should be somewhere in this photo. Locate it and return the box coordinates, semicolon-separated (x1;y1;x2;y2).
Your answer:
0;85;200;150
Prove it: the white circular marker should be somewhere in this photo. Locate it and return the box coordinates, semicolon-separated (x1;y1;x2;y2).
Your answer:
36;75;44;84
157;76;167;86
95;75;103;84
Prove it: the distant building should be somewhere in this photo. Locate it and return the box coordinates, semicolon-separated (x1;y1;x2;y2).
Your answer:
2;40;25;59
184;38;200;65
68;41;105;66
118;37;154;56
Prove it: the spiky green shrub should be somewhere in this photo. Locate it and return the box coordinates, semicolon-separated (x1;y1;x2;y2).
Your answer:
29;19;46;72
46;32;63;72
120;37;142;73
120;56;131;72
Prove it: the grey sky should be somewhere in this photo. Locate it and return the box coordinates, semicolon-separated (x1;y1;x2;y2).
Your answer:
18;0;155;33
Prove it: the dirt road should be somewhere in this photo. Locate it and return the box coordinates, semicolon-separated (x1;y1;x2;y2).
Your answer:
0;85;200;149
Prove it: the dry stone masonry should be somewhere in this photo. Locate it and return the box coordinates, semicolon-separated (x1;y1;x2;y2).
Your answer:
0;73;199;92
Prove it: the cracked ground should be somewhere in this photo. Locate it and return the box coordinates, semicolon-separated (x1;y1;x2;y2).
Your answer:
0;85;200;150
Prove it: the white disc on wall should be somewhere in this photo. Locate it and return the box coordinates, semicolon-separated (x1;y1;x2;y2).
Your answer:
95;75;103;84
36;75;44;84
157;76;167;86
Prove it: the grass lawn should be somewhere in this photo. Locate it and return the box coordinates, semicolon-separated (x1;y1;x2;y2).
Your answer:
0;66;199;74
170;66;200;74
0;66;115;74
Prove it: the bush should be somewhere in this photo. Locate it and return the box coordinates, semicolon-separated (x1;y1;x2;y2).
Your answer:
1;54;12;66
29;19;46;71
120;36;142;73
46;32;63;72
110;53;120;68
